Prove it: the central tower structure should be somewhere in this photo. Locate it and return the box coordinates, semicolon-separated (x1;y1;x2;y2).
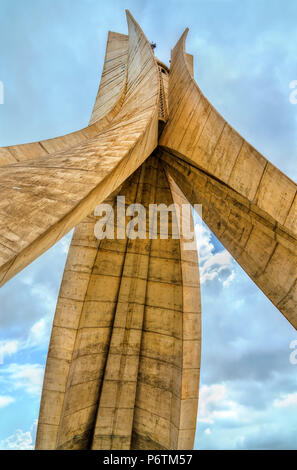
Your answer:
0;11;296;450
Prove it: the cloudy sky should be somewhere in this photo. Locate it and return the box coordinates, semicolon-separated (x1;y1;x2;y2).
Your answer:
0;0;297;450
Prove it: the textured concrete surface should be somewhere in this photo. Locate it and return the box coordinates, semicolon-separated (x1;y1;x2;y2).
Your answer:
36;154;201;450
0;10;295;451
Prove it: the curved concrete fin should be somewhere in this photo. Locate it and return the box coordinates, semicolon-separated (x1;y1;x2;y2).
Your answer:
159;30;297;329
0;10;160;287
88;31;129;126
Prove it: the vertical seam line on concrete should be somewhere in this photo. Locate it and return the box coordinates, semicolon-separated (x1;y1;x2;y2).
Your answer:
91;168;141;449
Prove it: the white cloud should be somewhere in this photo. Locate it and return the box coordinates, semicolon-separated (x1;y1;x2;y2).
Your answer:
204;428;211;435
0;340;19;364
198;383;249;425
274;393;297;408
25;317;51;349
0;421;37;450
30;318;47;341
195;222;215;263
0;363;44;396
0;318;50;367
195;222;235;286
198;384;227;423
0;395;14;408
0;316;51;365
